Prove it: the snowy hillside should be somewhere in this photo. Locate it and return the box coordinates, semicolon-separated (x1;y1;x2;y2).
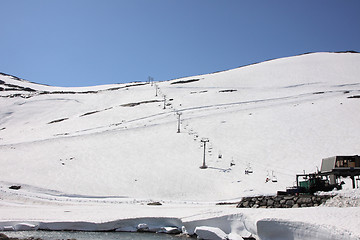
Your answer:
1;52;360;202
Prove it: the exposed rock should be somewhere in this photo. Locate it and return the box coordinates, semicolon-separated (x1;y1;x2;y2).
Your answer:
259;201;267;206
47;118;69;124
283;196;294;200
80;111;100;117
274;203;282;208
297;196;312;204
9;185;21;190
237;194;332;208
171;79;200;85
0;233;9;240
147;201;162;206
121;100;162;107
219;89;237;93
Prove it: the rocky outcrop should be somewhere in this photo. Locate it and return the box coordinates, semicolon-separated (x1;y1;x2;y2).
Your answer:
147;202;162;206
237;194;332;208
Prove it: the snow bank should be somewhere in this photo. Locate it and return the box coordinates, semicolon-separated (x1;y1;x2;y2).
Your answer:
0;218;243;239
322;188;360;207
38;217;183;232
182;213;252;238
257;219;356;240
1;207;360;240
194;226;228;240
0;218;182;233
14;223;38;231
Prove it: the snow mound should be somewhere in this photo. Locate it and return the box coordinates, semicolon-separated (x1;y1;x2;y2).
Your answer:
194;226;228;240
322;188;360;207
257;218;356;240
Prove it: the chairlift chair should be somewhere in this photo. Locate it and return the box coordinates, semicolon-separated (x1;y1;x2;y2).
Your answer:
272;171;278;182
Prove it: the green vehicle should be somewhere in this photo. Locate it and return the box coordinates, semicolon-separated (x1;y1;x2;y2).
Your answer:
298;174;341;194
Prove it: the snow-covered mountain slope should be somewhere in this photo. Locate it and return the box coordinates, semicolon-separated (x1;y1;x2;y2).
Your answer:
1;52;360;201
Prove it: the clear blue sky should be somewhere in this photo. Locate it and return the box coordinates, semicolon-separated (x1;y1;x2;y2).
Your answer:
1;0;360;87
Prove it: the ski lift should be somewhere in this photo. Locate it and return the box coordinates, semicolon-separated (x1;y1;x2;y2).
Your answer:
247;164;253;174
265;171;270;183
230;158;235;167
245;162;253;174
272;171;278;182
302;170;308;180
